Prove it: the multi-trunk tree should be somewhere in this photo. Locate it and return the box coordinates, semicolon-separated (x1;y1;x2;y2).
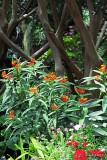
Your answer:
0;0;107;94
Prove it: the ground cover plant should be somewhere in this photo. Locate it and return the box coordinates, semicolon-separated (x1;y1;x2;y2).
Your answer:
0;59;107;159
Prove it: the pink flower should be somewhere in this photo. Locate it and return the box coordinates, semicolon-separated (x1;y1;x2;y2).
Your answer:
83;141;88;147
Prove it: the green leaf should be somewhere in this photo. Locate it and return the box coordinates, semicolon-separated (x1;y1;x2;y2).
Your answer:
81;99;101;108
82;107;88;116
19;134;25;160
78;84;100;90
8;157;14;160
94;128;107;136
102;96;107;113
65;107;80;112
88;110;104;117
89;115;107;120
79;118;85;125
38;99;48;110
30;137;47;158
82;76;95;83
53;118;57;128
94;80;106;92
15;153;27;160
43;114;48;123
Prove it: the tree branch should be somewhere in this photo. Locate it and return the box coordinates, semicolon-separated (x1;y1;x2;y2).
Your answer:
96;21;107;50
2;0;9;16
12;0;18;20
66;0;102;67
32;2;67;59
49;0;59;30
37;0;63;76
0;28;31;61
18;8;37;23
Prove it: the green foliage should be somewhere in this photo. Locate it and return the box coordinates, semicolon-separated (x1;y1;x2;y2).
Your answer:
1;60;107;158
8;125;107;160
63;34;83;68
0;59;79;151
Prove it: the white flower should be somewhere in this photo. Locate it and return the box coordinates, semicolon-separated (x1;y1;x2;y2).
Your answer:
73;124;82;130
92;124;98;128
89;118;96;121
102;123;107;127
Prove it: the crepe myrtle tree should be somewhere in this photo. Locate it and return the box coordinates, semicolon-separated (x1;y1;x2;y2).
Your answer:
0;0;107;94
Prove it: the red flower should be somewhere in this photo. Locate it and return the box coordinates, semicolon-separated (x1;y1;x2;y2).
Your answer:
67;140;79;148
74;149;87;160
51;104;58;109
28;58;36;65
9;110;15;119
79;98;88;104
75;88;85;94
61;95;68;102
83;141;88;147
60;78;67;83
11;59;18;66
15;64;21;69
88;150;104;158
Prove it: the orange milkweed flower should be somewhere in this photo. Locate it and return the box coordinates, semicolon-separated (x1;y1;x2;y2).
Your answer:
95;74;100;81
99;64;106;72
29;86;38;94
51;74;56;80
79;98;88;104
60;78;67;83
51;104;58;109
7;74;13;79
9;110;15;119
28;58;36;65
61;95;68;102
75;88;85;94
10;114;15;119
2;71;7;78
11;59;18;66
9;110;14;115
43;76;51;81
15;64;21;69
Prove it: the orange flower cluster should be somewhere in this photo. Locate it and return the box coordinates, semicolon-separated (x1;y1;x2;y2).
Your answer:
99;64;106;72
29;86;38;94
51;104;58;109
12;59;21;69
43;72;56;81
12;59;18;66
28;58;36;65
79;98;88;104
60;77;67;83
95;74;100;81
9;110;15;119
75;88;85;94
2;71;13;79
61;95;68;102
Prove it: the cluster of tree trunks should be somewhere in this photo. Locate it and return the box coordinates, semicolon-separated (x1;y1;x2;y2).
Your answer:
0;0;107;94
